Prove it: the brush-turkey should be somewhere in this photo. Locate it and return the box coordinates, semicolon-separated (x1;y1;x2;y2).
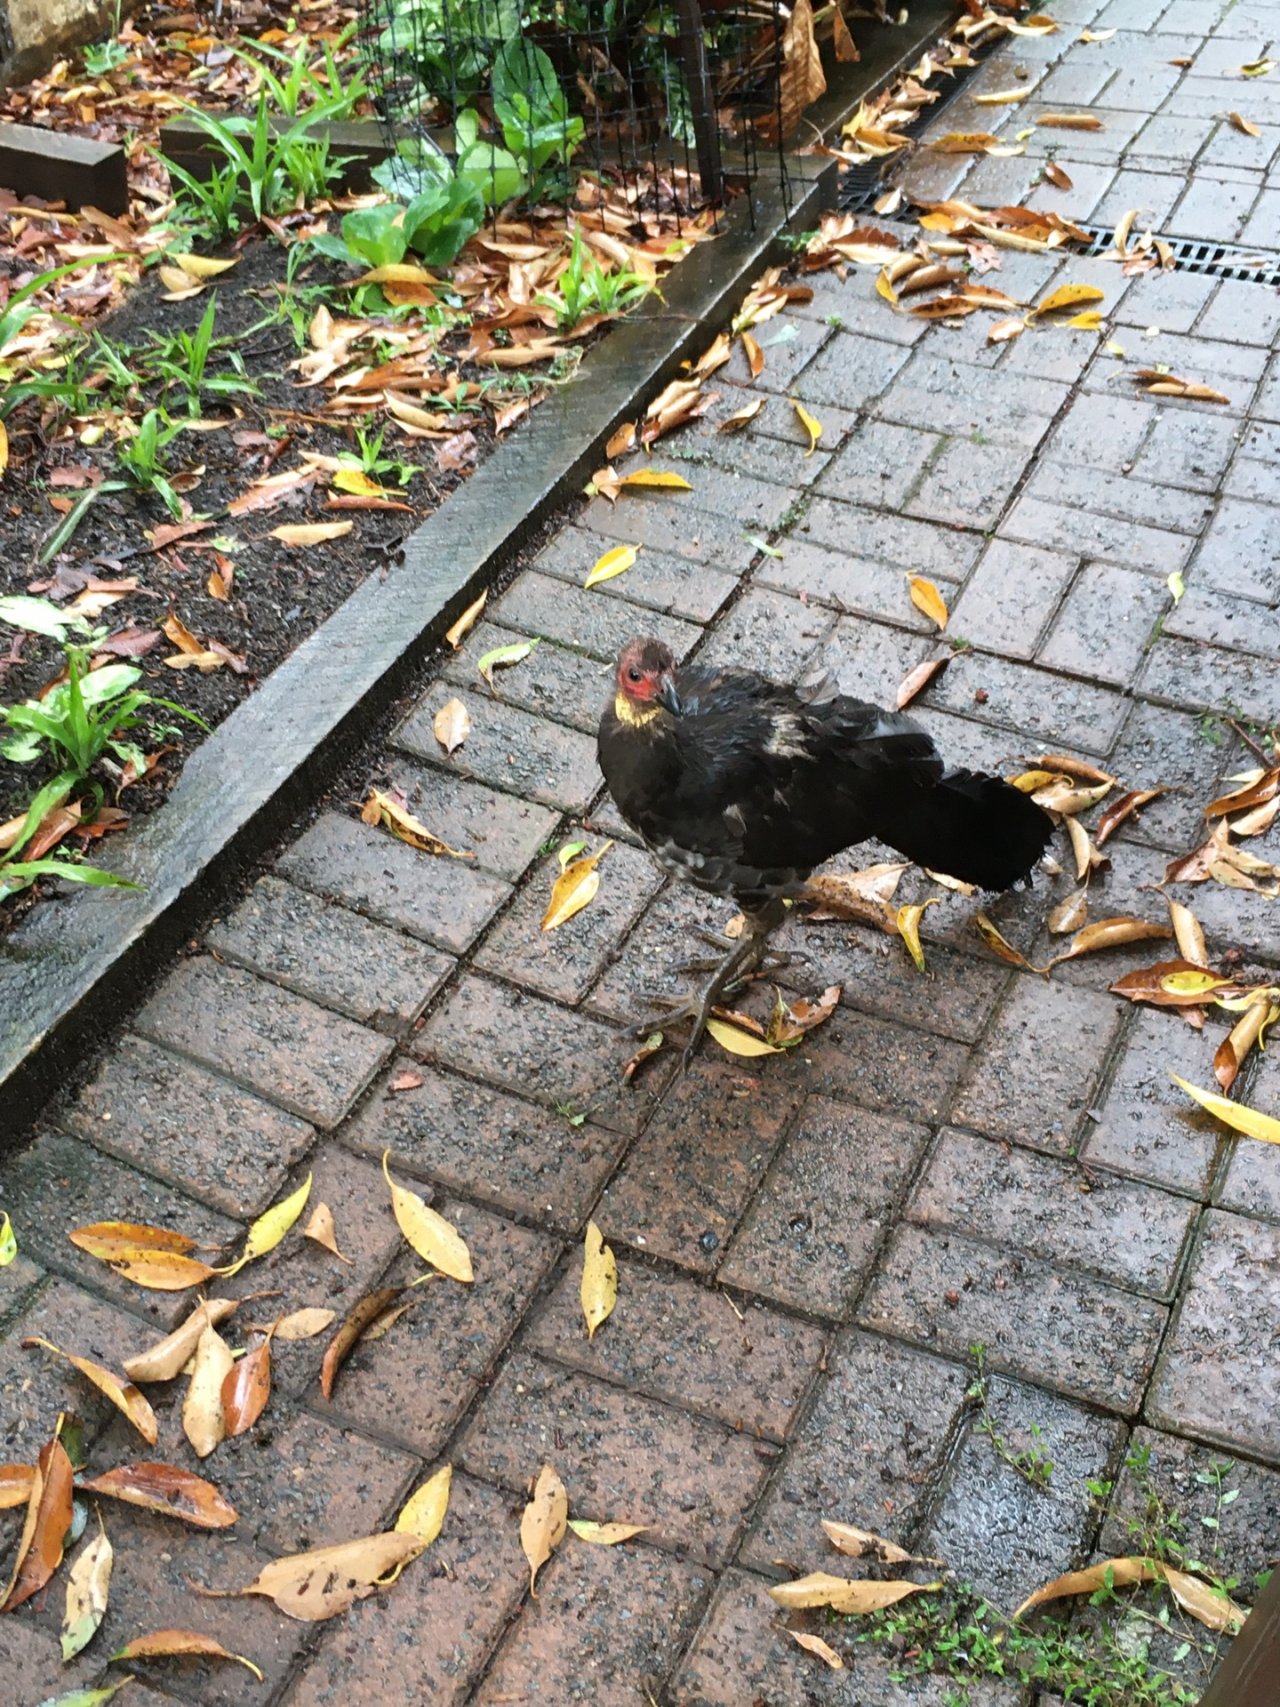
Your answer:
597;637;1052;1064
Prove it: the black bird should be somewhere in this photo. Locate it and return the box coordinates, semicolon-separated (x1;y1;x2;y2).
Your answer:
597;637;1052;1062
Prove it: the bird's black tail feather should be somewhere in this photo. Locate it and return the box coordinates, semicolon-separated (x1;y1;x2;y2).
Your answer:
874;768;1052;892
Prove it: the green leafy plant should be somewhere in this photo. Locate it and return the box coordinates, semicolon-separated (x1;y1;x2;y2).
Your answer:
0;773;136;899
160;93;353;238
374;0;521;104
0;260;124;419
535;227;651;331
115;408;185;519
142;297;259;417
80;0;129;77
235;26;368;119
343;422;422;487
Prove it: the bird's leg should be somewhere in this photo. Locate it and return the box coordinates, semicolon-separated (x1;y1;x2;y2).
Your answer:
681;926;796;974
629;902;788;1066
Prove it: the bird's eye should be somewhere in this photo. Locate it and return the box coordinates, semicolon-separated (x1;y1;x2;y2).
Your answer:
627;666;643;683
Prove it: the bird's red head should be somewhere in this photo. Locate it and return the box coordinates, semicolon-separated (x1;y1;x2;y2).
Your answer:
616;638;680;714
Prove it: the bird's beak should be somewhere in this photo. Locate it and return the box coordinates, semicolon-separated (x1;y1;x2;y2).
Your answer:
659;676;682;717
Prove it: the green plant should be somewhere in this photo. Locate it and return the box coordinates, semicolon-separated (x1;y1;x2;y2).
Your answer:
236;26;368;120
343;422;422;486
535;227;651;331
374;0;521;105
0;261;124;418
142;297;259;417
311;174;485;273
160;93;353;239
80;0;129;76
115;408;184;518
0;773;135;899
965;1345;1054;1491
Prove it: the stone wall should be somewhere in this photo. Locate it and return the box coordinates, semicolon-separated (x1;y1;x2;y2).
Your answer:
1;0;121;89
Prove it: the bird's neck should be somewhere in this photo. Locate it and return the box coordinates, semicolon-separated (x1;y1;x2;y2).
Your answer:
613;692;663;729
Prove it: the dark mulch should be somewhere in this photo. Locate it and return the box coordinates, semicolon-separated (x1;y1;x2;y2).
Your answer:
1;238;497;847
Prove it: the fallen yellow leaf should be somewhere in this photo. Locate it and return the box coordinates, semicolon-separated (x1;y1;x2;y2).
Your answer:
895;899;939;972
790;399;823;456
521;1464;568;1597
1031;283;1105;318
1170;1076;1280;1147
382;1152;474;1282
542;842;612;931
907;574;949;630
580;1221;617;1341
769;1572;941;1613
270;521;353;547
217;1174;312;1279
584;545;637;589
1228;111;1261;136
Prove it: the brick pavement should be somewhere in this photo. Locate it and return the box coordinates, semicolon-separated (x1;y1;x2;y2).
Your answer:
4;1;1280;1701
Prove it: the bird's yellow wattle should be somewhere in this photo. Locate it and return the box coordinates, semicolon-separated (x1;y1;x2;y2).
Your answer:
613;692;662;728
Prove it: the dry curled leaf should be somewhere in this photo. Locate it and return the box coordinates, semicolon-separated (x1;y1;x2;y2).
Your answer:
320;1288;405;1400
1214;1000;1276;1093
542;841;612;931
69;1221;218;1292
1050;916;1173;965
23;1338;157;1445
383;1151;473;1283
78;1462;238;1529
221;1331;272;1439
1014;1555;1246;1633
1096;788;1165;846
896;899;939;973
974;913;1038;971
1171;1075;1280;1148
742;331;765;377
111;1629;263;1678
568;1519;649;1545
907;575;948;630
60;1518;112;1662
199;1532;423;1621
218;1172;311;1279
123;1298;238;1384
821;1519;936;1564
718;397;766;433
768;1572;941;1613
272;1307;337;1341
790;399;823;456
1;1429;73;1611
432;697;472;755
790;1630;845;1668
361;789;472;859
895;657;948;709
444;591;486;649
303;1201;353;1264
706;1016;789;1058
183;1324;234;1459
1228;111;1261;136
270;521;353;547
581;1220;617;1342
521;1464;568;1597
395;1465;453;1549
0;1463;36;1510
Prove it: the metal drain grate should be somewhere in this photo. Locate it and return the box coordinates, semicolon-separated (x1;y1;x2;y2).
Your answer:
1071;225;1280;285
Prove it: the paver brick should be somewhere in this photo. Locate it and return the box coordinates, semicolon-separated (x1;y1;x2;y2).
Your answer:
690;584;835;679
417;972;672;1136
1044;391;1157;469
926;1377;1126;1606
1167;173;1261;241
23;1513;307;1706
532;524;739;620
1186;496;1280;602
344;1059;624;1228
1216;1056;1280;1220
1149;1209;1280;1456
1141;635;1278;725
456;1351;773;1565
1101;1425;1280;1570
57;1032;314;1218
1038;561;1168;684
396;690;603;813
669;405;835;489
950;975;1121;1154
781;927;1009;1044
319;1210;559;1457
908;1127;1195;1295
801;497;985;580
214;1145;403;1396
490;568;701;662
597;1057;802;1272
859;1223;1167;1413
525;1255;826;1438
208;875;453;1033
1023;460;1215;535
1240;187;1280;246
809;614;930;709
813;420;941;511
1127;112;1212;170
789;329;912;412
766;1004;972;1123
1091;168;1187;231
473;838;661;1004
0;1128;240;1326
441;619;609;734
585;881;732;1022
875;351;1070;449
134;955;392;1130
278;810;510;954
474;1539;712;1707
176;1407;418;1557
755;538;953;633
0;1276;186;1452
672;1569;1025;1705
924;650;1128;752
904;437;1031;531
946;539;1079;659
1165;582;1280;659
1107;703;1243;852
271;1472;528;1707
720;309;834;390
740;1331;968;1570
1194;277;1280;347
1129;407;1242;493
580;488;765;568
1000;492;1195;575
365;756;560;881
720;1098;931;1320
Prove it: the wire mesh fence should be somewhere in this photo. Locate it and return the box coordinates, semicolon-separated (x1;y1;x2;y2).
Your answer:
356;0;844;226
